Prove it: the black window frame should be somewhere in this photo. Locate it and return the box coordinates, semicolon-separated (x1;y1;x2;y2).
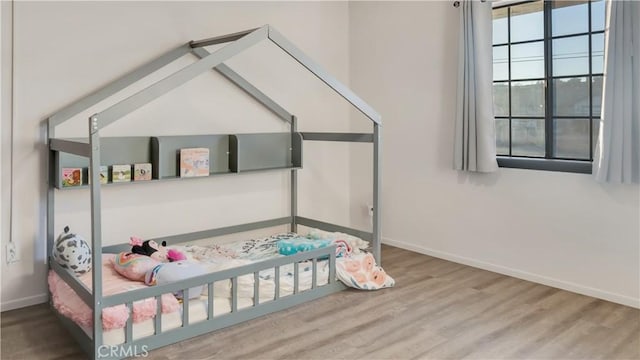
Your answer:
492;0;605;174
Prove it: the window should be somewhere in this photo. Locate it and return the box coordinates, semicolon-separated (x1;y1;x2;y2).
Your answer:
492;0;605;173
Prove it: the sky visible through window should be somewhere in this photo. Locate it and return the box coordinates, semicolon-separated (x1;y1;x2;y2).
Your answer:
493;0;605;80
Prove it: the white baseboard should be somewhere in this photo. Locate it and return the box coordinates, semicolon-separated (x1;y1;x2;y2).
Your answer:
383;237;640;309
1;293;48;312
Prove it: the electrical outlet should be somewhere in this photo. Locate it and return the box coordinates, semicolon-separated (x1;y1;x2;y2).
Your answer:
6;242;19;264
367;204;374;217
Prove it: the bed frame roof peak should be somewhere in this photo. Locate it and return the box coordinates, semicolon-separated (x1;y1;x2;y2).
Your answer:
47;24;381;133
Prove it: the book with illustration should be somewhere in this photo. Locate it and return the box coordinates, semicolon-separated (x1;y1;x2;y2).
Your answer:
100;166;109;184
61;168;83;187
112;164;132;182
180;148;210;177
88;165;109;184
134;163;152;181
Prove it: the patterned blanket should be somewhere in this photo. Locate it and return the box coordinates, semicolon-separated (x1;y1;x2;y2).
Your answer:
183;230;394;291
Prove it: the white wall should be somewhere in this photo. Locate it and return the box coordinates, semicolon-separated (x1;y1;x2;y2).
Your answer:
349;1;640;308
1;1;352;311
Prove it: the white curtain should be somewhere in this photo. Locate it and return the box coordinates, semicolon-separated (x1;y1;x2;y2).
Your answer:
593;0;640;183
454;0;498;173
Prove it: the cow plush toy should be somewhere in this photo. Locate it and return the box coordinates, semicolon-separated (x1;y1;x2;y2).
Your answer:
52;226;92;275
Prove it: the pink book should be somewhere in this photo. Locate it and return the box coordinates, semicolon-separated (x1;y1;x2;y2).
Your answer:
180;148;210;177
134;163;152;181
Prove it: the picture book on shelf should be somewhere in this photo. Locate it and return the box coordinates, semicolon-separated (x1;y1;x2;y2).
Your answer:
100;166;108;184
88;166;108;184
62;168;83;187
134;163;152;181
112;165;131;182
180;148;210;177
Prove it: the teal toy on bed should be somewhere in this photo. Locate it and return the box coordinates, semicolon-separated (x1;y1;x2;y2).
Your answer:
277;237;332;256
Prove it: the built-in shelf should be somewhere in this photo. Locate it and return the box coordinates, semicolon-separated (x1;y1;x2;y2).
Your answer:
53;167;303;191
51;133;303;190
230;133;302;172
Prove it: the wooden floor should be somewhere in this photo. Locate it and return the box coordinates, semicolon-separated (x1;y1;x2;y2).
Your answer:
2;245;639;360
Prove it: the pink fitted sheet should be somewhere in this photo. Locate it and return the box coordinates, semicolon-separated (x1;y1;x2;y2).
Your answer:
48;254;180;330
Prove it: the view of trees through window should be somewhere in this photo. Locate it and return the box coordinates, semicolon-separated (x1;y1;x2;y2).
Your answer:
492;0;605;161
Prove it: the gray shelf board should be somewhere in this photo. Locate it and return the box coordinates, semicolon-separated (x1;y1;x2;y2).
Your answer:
152;135;230;179
54;166;300;190
157;170;235;181
55;178;166;191
53;136;153;189
237;166;301;174
230;133;302;172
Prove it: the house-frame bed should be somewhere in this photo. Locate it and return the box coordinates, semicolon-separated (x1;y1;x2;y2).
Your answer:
46;25;381;359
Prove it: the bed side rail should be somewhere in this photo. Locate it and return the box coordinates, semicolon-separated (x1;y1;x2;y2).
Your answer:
296;216;373;241
101;245;336;308
102;217;292;254
97;245;340;359
50;259;94;309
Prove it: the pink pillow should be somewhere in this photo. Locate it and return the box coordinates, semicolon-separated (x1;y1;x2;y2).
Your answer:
112;252;160;281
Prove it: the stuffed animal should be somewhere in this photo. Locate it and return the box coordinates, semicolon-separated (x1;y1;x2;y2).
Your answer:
130;237;186;262
112;252;160;282
52;226;92;275
144;261;207;299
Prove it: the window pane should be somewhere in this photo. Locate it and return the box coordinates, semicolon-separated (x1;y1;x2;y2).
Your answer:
592;33;605;74
493;7;508;44
592;75;603;117
511;1;544;42
496;118;510;155
493;82;509;117
512;118;545;157
512;80;545;117
553;118;590;159
553;77;589;117
591;0;606;32
493;46;509;81
512;41;544;79
552;1;589;37
553;36;589;76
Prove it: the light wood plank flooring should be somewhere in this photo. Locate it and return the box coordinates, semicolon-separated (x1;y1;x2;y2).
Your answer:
2;245;639;359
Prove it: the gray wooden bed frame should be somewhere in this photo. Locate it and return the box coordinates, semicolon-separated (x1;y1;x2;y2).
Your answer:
46;25;381;360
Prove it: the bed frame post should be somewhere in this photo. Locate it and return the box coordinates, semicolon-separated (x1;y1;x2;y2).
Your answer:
46;121;55;266
373;123;382;264
290;115;298;233
88;115;104;359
